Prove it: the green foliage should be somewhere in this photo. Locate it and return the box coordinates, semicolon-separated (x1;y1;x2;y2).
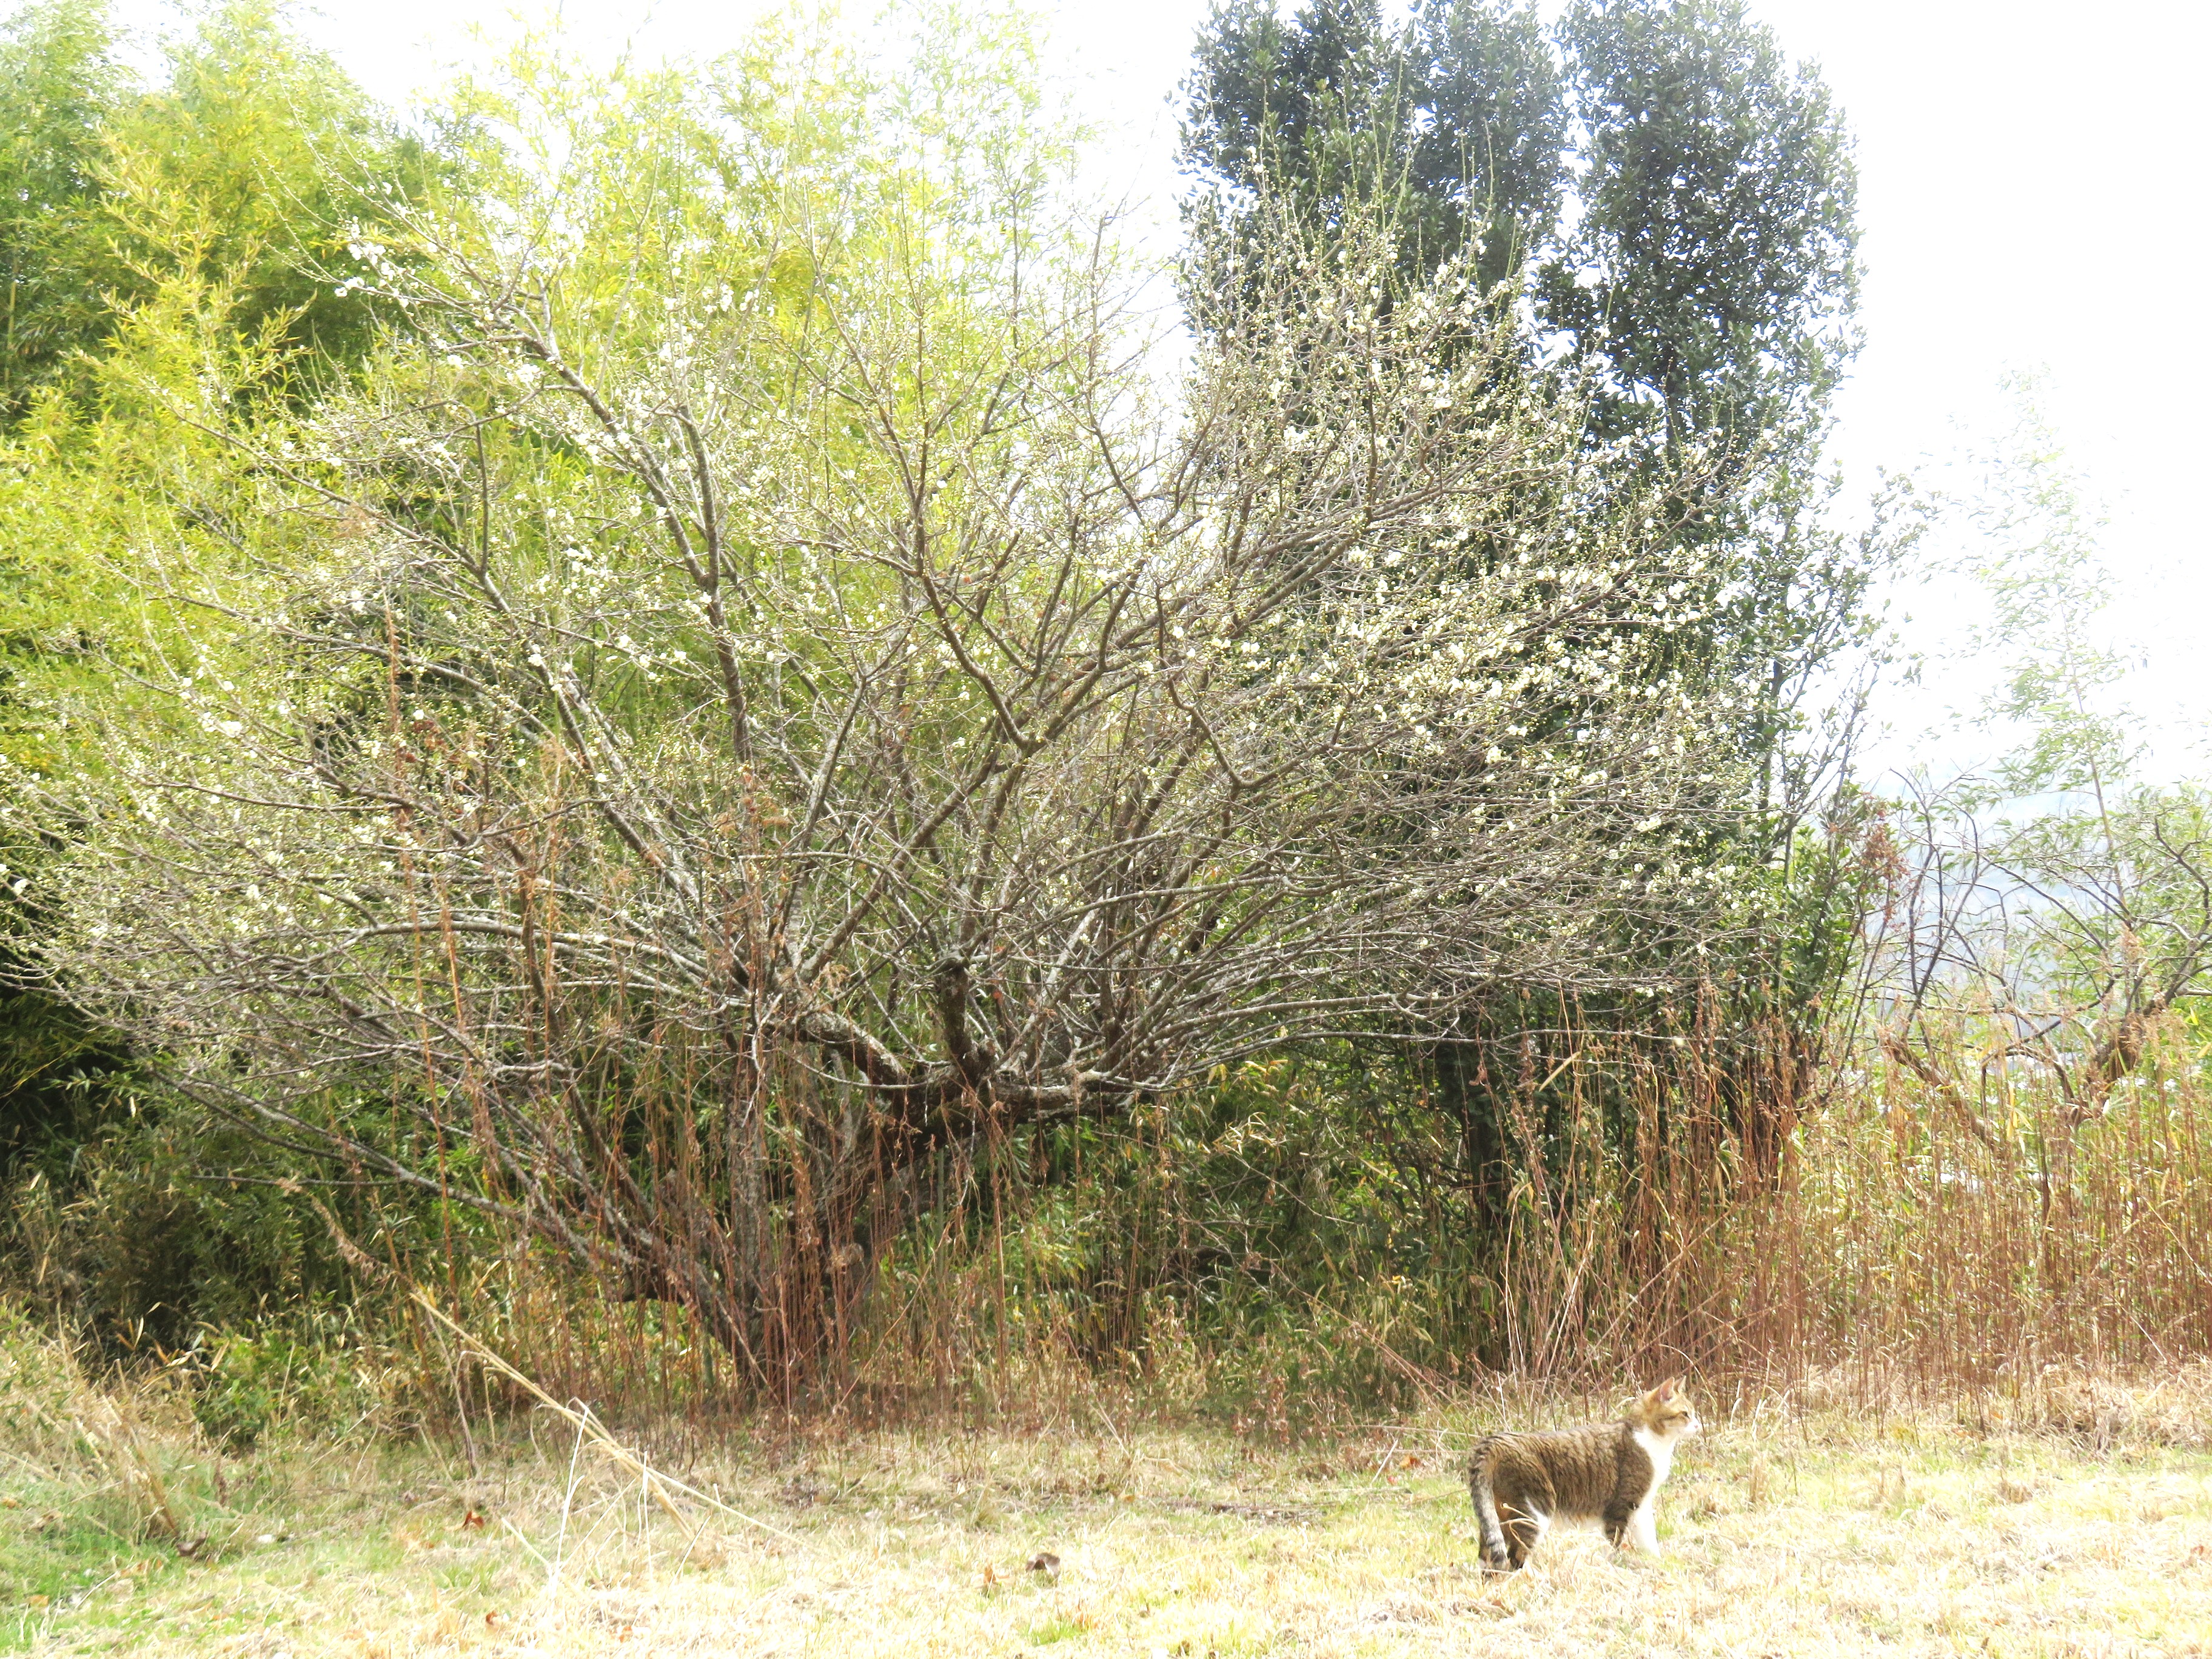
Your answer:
0;0;124;418
874;1056;1501;1411
1540;0;1858;457
0;0;2160;1429
1181;0;1564;297
186;1312;390;1449
0;973;135;1204
0;0;452;1354
103;1;417;375
1180;1;1888;1197
0;1;421;416
11;1104;326;1344
1182;0;1859;461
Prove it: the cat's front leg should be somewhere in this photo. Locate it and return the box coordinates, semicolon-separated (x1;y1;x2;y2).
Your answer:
1606;1492;1661;1555
1626;1500;1661;1555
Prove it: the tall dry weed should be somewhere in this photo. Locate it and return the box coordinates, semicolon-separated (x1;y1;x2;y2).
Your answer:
0;1304;203;1540
340;1006;2212;1432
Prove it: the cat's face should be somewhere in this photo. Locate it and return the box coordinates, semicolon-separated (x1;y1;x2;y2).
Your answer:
1637;1378;1701;1439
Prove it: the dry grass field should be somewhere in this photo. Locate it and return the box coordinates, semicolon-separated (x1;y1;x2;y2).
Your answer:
5;1372;2210;1659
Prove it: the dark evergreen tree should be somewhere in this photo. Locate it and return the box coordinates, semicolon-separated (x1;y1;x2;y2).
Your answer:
1181;0;1871;788
1182;0;1858;452
1179;0;1886;1245
1181;0;1564;297
1541;0;1858;460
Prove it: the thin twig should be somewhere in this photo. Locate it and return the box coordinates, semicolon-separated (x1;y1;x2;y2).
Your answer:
409;1290;804;1547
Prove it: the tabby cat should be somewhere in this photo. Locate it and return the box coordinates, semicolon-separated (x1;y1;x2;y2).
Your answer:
1467;1379;1700;1570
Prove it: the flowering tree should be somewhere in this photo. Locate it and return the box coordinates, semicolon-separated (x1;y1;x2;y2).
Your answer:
24;33;1760;1382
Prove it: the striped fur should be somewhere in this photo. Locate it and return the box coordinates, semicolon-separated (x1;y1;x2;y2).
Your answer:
1467;1379;1700;1570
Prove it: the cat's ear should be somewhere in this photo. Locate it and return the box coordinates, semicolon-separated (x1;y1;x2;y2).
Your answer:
1654;1377;1677;1401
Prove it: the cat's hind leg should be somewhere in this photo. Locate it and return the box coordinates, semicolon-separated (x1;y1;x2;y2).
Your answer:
1499;1501;1546;1570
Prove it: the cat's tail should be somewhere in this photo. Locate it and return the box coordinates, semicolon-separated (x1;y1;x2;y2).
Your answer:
1467;1434;1511;1572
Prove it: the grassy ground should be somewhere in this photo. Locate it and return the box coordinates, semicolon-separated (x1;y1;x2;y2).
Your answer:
3;1383;2210;1659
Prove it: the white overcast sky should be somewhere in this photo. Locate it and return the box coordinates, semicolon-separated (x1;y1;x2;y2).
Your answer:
94;0;2212;779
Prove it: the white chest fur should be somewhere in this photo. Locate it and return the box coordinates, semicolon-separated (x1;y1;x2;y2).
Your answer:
1624;1426;1683;1555
1631;1426;1679;1489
